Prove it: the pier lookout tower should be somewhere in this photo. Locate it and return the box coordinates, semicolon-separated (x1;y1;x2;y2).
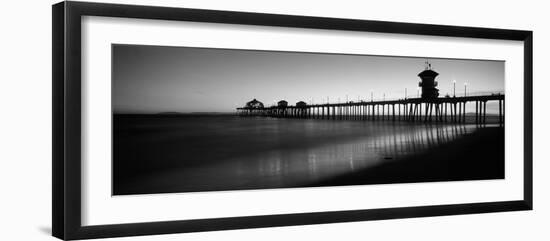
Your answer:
418;60;440;99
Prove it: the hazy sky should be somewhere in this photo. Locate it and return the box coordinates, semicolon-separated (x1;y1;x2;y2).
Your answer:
112;44;504;114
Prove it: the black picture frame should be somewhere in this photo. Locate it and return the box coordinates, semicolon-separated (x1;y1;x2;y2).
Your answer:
52;1;533;240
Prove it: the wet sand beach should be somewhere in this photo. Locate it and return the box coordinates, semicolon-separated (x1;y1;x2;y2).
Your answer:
312;127;504;187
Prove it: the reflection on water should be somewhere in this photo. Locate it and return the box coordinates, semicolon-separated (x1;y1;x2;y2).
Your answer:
113;115;501;195
233;123;478;188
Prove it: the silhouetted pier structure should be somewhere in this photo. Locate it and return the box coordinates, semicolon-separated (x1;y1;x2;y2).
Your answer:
237;94;504;124
236;61;505;125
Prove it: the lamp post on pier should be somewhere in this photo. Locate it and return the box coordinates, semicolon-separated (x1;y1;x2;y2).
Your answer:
453;80;456;97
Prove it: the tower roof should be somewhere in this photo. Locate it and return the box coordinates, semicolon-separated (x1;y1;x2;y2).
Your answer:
418;69;439;78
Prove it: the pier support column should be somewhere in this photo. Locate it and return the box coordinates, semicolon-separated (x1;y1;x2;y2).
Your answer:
392;104;395;121
409;103;414;122
412;104;415;121
462;102;466;123
410;103;413;121
398;104;401;121
458;102;463;123
365;105;371;120
431;103;435;122
439;104;443;122
459;102;462;123
436;104;440;122
343;106;346;120
344;106;346;120
342;106;345;120
440;104;444;122
483;101;487;124
424;103;430;122
449;103;453;122
454;103;458;123
456;102;462;123
450;103;454;122
444;103;448;122
476;101;479;124
317;107;320;119
410;104;414;121
458;102;461;123
413;104;418;122
435;104;439;122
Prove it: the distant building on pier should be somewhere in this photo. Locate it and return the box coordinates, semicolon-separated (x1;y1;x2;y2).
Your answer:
245;98;264;109
278;100;288;108
418;61;440;99
296;101;307;108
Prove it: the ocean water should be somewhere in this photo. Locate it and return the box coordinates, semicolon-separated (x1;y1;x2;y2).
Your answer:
113;115;504;195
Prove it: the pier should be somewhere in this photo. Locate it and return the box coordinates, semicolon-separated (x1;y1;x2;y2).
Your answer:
237;94;504;125
236;61;505;125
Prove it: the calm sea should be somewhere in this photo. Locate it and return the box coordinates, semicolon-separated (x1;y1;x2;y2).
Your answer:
113;115;504;195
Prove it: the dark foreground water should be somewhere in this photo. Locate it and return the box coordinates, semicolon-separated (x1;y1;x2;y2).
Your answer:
113;114;504;195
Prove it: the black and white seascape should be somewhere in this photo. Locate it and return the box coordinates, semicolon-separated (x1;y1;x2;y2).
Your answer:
112;44;505;195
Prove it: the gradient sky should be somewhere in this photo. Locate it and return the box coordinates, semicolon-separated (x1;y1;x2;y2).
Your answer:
112;44;504;114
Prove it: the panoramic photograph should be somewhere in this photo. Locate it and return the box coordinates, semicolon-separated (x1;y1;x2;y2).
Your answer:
112;44;505;196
